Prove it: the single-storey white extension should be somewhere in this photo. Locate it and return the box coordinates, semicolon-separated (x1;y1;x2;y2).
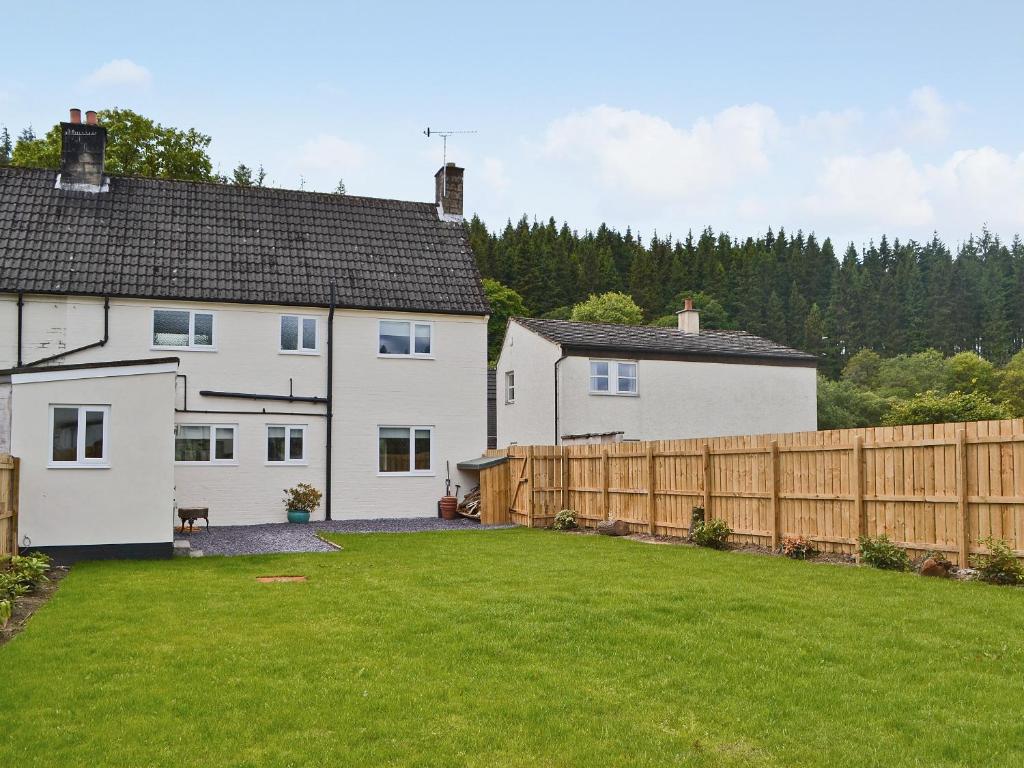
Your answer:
0;109;489;561
495;301;818;447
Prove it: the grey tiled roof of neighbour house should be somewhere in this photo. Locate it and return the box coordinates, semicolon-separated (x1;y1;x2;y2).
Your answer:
514;317;818;366
0;166;490;314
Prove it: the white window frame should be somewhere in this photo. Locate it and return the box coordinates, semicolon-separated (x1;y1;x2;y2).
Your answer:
279;315;320;355
174;423;238;465
505;371;515;404
589;359;639;396
265;424;308;465
48;404;111;469
377;319;434;359
151;308;217;352
377;425;434;476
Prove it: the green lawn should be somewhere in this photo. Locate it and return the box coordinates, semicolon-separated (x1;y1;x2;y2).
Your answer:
1;529;1023;767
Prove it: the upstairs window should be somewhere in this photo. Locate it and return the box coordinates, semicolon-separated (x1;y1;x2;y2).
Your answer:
50;405;109;467
267;425;306;463
590;360;638;396
175;424;236;463
153;309;215;350
280;315;319;354
505;371;515;403
379;320;432;357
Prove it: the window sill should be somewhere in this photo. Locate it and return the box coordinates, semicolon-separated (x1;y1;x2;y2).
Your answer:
589;391;640;397
151;346;218;353
376;471;436;478
377;354;435;360
265;461;310;467
174;461;239;466
48;462;110;470
279;349;320;356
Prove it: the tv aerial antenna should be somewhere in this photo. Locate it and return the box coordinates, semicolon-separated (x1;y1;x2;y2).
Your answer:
424;127;477;194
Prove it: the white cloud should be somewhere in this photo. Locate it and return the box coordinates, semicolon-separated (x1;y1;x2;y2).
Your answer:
480;157;509;192
903;85;954;144
82;59;152;89
542;103;780;203
294;134;368;173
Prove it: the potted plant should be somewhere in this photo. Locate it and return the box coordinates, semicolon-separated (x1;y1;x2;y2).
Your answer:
283;483;322;523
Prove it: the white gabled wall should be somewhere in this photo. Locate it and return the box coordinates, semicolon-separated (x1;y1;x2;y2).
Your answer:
0;294;488;524
558;355;818;441
10;369;176;548
494;319;562;447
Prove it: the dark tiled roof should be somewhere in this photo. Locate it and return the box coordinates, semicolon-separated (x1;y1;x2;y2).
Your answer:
514;317;817;366
0;166;489;315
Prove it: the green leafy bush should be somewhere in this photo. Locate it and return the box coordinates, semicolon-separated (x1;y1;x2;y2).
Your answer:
570;292;644;325
858;534;910;571
782;535;817;560
882;390;1011;426
0;552;51;628
974;537;1024;585
282;483;323;513
552;509;578;531
690;518;732;549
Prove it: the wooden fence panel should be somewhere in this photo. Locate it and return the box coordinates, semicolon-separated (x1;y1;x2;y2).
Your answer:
0;454;18;558
483;418;1024;563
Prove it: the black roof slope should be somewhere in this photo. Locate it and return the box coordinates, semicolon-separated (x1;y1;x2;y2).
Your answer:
514;317;817;367
0;166;489;315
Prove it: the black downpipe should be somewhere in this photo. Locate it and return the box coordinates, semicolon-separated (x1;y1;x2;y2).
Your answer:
325;285;336;520
553;353;568;444
23;296;110;367
16;293;24;367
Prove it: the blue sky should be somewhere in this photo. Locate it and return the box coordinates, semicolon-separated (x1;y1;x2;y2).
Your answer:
2;1;1022;248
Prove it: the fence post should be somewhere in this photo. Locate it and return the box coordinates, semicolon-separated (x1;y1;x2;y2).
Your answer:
526;446;536;528
769;442;780;550
852;436;864;562
11;456;19;555
956;429;970;567
701;444;712;518
560;445;570;513
647;443;656;535
601;448;610;521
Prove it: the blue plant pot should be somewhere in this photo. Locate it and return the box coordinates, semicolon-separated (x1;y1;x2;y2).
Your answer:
287;509;310;524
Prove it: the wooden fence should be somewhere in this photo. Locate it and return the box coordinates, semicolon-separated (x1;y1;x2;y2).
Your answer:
0;454;19;557
479;419;1024;565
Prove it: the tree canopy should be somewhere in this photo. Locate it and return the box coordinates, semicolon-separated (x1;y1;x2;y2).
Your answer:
570;292;644;325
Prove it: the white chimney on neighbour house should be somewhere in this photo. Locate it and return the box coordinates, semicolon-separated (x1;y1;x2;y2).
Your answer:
676;297;700;334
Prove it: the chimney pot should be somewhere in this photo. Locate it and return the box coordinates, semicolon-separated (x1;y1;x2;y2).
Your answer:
85;110;98;125
69;108;82;124
434;163;465;221
676;298;700;334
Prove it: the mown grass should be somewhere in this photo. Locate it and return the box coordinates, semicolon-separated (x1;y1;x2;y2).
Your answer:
1;528;1023;767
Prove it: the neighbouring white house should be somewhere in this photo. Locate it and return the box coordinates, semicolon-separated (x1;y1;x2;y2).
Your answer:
0;109;489;561
495;300;818;447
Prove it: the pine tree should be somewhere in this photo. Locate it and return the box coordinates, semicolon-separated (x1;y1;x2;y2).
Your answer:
0;126;11;165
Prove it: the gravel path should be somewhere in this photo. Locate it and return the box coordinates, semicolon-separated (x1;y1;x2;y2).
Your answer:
176;517;487;556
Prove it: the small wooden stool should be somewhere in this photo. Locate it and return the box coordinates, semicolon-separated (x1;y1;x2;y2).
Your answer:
177;507;210;534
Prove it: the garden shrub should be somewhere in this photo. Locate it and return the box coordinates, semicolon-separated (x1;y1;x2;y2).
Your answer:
0;552;51;628
858;534;910;571
782;535;817;560
552;509;578;531
974;537;1024;585
690;518;731;549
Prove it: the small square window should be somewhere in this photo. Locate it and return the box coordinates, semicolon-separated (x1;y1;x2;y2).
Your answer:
267;425;306;463
378;426;432;474
505;371;515;403
175;424;236;464
50;405;109;467
281;315;319;353
153;309;215;349
379;320;432;357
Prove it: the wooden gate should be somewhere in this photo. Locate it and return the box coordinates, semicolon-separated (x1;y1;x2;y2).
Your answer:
0;455;19;557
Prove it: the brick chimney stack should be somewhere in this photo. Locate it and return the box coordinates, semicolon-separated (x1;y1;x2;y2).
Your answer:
676;297;700;334
59;107;107;192
434;162;464;221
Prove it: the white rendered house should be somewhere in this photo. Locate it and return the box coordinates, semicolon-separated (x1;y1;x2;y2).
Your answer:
495;301;818;447
0;110;489;561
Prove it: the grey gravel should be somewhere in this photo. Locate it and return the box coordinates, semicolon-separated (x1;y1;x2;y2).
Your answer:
175;517;489;557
